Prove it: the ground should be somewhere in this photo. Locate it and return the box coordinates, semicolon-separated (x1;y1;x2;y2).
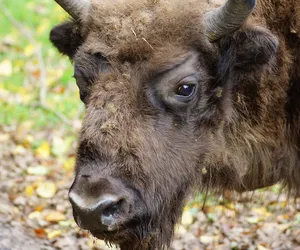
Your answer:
0;128;300;250
0;0;299;249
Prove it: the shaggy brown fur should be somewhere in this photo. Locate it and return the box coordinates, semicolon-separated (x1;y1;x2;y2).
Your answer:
50;0;300;249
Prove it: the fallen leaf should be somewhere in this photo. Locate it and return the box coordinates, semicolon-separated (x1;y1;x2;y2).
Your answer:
34;228;46;238
0;59;12;76
277;223;291;232
24;44;35;57
44;211;66;223
257;245;269;250
47;229;62;239
252;207;272;217
37;22;50;34
35;141;51;158
28;211;42;220
23;135;34;148
15;121;34;142
225;203;235;210
230;242;238;249
199;235;216;245
51;136;68;157
13;145;26;155
181;210;193;225
246;216;261;224
31;69;41;78
25;185;35;197
36;181;56;198
27;165;50;176
0;133;10;143
63;157;75;172
0;203;14;214
58;220;73;227
175;225;187;235
35;205;44;212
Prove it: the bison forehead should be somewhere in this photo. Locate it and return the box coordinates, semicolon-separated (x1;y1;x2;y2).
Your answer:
84;0;214;60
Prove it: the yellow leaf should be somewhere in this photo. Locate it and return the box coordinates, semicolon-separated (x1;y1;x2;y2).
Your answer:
25;185;34;197
47;230;62;239
0;59;12;76
13;60;25;72
51;136;68;157
37;22;50;35
200;235;218;245
35;205;44;212
226;203;235;210
15;121;33;143
24;44;35;57
246;216;261;224
54;6;69;21
257;245;269;250
0;134;10;143
175;225;187;235
27;165;50;176
44;211;66;223
23;135;34;148
214;205;225;213
28;211;42;220
63;157;75;172
252;207;271;217
36;182;56;198
35;141;51;158
181;210;193;225
58;220;73;227
13;145;26;155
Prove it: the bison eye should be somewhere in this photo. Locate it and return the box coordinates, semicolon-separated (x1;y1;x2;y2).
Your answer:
176;84;195;97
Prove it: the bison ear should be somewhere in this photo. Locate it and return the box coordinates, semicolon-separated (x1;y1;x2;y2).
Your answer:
217;26;279;74
50;21;83;59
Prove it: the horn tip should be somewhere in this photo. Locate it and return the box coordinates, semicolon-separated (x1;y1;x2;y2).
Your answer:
246;0;256;9
237;0;256;9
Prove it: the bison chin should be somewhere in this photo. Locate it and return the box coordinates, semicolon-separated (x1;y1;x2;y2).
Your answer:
69;169;189;250
89;213;177;250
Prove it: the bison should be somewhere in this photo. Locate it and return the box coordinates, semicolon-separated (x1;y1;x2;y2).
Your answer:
50;0;300;249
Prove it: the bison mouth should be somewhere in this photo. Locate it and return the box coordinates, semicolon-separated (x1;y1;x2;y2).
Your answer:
87;214;154;248
89;219;141;241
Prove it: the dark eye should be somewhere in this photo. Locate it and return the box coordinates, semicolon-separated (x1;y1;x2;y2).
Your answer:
175;84;196;97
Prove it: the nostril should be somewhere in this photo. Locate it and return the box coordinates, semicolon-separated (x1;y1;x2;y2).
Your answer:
81;174;90;178
102;199;123;217
101;199;124;228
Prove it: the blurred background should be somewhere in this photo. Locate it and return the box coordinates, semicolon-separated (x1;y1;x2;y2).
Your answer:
0;0;299;249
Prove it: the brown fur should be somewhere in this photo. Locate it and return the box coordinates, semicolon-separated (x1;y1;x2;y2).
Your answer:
50;0;300;249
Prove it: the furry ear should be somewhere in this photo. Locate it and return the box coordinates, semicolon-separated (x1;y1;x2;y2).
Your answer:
217;26;279;80
50;21;83;58
213;26;279;119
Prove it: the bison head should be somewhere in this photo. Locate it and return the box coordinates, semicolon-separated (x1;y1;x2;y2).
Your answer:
50;0;279;249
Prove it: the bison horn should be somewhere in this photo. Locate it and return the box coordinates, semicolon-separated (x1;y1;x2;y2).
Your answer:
54;0;91;19
205;0;256;42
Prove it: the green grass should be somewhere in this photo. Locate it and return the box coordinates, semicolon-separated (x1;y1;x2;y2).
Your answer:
0;0;80;130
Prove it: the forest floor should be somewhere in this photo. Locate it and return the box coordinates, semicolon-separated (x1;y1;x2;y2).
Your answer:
0;127;300;250
0;0;300;249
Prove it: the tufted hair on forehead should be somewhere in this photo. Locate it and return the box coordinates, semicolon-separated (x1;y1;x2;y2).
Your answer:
79;0;215;62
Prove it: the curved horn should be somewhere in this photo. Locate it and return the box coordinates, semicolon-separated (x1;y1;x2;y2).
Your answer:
205;0;256;42
54;0;91;19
